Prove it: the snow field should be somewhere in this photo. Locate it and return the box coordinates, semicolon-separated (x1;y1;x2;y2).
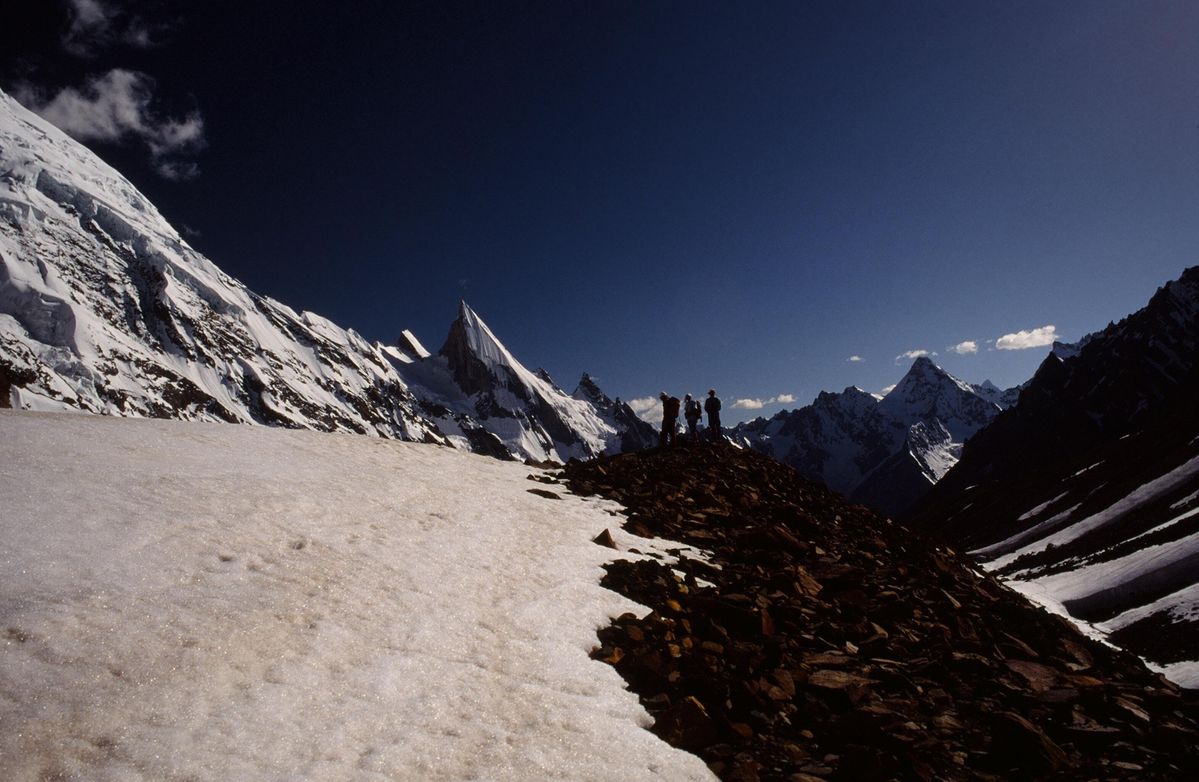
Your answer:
0;411;714;781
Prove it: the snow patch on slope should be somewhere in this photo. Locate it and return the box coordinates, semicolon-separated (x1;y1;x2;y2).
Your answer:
987;454;1199;571
0;410;713;781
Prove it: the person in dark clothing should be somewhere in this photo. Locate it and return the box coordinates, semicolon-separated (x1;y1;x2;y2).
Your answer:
659;392;681;447
704;389;722;442
683;393;702;443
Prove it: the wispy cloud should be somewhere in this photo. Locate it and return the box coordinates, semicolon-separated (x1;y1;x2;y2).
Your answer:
18;69;205;179
847;355;864;363
63;0;165;56
732;394;797;411
895;349;936;363
64;0;118;56
947;340;978;355
996;325;1057;350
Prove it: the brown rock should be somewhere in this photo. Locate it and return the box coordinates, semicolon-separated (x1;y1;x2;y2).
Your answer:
592;528;617;548
1005;659;1060;692
807;669;875;707
990;711;1067;773
651;696;720;752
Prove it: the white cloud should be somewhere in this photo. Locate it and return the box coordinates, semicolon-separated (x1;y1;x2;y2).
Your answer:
732;394;796;411
626;396;660;423
847;355;864;363
895;349;937;363
948;340;978;355
19;70;205;179
996;325;1057;350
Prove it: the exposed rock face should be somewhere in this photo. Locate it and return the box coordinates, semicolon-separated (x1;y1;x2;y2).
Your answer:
734;359;1007;517
909;266;1199;673
564;445;1199;780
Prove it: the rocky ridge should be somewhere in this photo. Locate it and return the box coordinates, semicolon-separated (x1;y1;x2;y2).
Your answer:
559;445;1199;781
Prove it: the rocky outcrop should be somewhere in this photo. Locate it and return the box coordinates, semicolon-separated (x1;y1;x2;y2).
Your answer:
563;445;1199;780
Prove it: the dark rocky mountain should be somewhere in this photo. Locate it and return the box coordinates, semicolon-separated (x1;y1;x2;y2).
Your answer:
909;265;1199;685
558;445;1199;780
733;358;1008;517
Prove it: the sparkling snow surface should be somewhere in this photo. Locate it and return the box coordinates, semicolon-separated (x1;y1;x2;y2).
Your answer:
0;411;714;781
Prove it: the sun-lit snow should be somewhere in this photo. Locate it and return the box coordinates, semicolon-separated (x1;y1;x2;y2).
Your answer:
394;302;624;462
0;410;714;781
0;88;444;443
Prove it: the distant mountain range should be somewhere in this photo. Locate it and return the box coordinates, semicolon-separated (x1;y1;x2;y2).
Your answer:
731;356;1018;517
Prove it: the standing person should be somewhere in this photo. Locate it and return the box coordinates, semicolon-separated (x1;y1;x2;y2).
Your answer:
659;392;681;447
704;389;722;442
683;393;702;443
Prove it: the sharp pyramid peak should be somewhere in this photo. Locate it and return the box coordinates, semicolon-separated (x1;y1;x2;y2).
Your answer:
885;356;978;401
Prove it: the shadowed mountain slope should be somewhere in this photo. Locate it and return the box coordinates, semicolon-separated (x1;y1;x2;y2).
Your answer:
907;266;1199;675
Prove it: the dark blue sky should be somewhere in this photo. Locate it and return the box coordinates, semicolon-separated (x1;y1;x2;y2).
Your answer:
4;1;1198;421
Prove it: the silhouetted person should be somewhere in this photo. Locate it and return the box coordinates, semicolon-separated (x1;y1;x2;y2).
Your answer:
659;392;681;447
683;393;702;443
705;389;722;442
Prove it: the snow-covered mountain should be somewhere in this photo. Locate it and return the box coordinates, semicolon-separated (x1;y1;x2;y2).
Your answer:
910;265;1199;682
732;358;1010;516
571;372;658;453
0;88;642;463
971;379;1021;409
731;385;904;497
384;301;643;462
